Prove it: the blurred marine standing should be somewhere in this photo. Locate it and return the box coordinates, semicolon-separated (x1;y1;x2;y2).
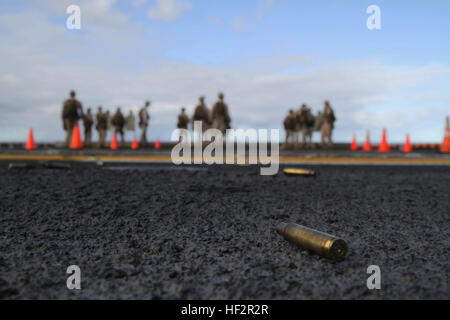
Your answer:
112;107;125;143
83;107;94;147
293;104;307;146
96;106;107;147
177;107;190;142
62;90;83;148
301;106;315;146
139;101;150;144
321;100;336;147
211;92;231;134
193;96;210;127
283;109;296;145
193;96;210;142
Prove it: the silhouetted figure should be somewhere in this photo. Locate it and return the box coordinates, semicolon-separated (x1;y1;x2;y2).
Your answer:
177;107;189;129
321;100;336;147
211;92;231;134
96;106;107;147
294;104;307;146
139;101;150;144
177;107;190;142
301;106;315;147
62;90;83;148
283;109;296;145
193;96;210;142
112;107;125;143
83;107;94;147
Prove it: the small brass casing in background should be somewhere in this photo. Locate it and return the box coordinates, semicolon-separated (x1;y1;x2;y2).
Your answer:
283;168;316;176
42;162;72;169
8;163;34;170
277;222;348;262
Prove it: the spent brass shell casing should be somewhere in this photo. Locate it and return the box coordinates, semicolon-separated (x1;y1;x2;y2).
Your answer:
277;222;347;262
43;162;72;169
283;168;316;176
8;163;33;170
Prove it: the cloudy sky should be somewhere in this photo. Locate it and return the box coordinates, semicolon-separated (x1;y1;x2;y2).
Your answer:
0;0;449;143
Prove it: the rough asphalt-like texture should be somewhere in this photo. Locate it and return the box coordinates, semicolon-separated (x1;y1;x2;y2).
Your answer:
0;162;449;299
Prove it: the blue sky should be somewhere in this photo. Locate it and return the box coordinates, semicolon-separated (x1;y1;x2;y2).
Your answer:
0;0;449;143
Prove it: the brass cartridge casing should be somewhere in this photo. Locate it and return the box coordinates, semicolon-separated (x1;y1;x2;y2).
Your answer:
43;162;72;169
8;163;33;170
283;168;316;176
277;222;347;262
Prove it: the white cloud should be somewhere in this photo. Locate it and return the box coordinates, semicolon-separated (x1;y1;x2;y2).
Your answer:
0;74;21;86
204;15;225;28
132;0;148;7
233;16;245;33
83;0;129;29
148;0;191;22
257;0;275;20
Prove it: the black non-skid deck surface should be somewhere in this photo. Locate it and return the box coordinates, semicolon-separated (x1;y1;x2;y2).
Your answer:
0;163;449;299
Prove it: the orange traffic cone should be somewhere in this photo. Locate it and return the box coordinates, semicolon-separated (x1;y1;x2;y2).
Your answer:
363;131;372;152
25;128;36;150
350;134;358;151
155;138;161;150
403;134;412;153
110;133;118;150
440;116;450;153
378;128;390;152
131;137;139;150
70;121;83;149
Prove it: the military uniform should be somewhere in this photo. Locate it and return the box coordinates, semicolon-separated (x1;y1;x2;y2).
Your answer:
193;97;210;142
112;108;125;143
283;110;296;144
293;104;307;146
177;108;189;129
321;101;336;147
62;91;83;148
96;107;107;147
211;93;231;134
177;107;190;142
139;101;150;144
301;107;315;146
83;108;94;147
193;97;210;128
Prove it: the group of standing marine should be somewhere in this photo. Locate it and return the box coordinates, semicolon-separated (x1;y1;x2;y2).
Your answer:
62;91;232;148
62;91;150;148
175;93;232;142
62;90;336;148
283;100;336;147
